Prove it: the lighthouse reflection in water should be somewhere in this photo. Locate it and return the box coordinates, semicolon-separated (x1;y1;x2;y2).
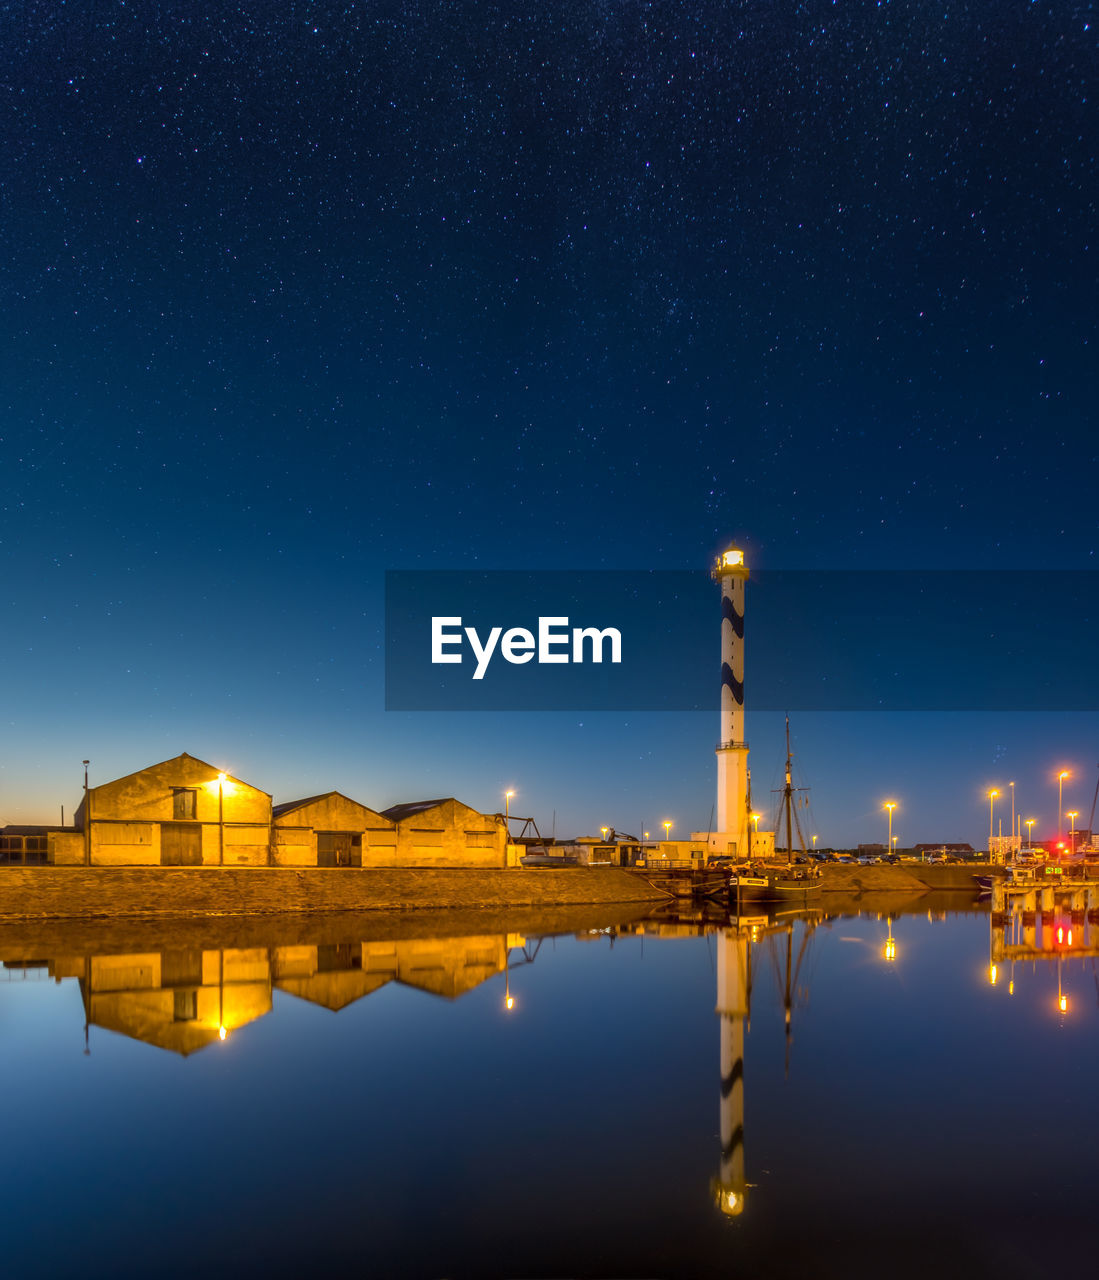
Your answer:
3;902;1099;1278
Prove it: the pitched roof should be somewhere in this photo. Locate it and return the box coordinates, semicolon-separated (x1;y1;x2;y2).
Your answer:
272;792;337;819
381;798;453;821
86;752;271;797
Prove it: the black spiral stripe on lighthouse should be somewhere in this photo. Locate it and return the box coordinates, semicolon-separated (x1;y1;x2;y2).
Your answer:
722;1124;745;1161
720;1057;744;1098
722;593;744;638
721;662;744;705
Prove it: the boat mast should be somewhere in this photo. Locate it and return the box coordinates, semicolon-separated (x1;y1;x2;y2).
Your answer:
784;714;794;866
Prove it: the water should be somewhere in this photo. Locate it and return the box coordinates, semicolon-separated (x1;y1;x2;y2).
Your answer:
1;900;1096;1279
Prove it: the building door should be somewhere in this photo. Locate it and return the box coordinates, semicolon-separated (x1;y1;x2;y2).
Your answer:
161;824;202;866
317;832;361;867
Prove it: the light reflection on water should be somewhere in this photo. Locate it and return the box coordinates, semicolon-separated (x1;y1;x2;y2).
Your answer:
2;898;1098;1279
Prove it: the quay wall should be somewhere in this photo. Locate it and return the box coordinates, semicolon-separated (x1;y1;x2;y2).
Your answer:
819;863;984;892
0;866;669;921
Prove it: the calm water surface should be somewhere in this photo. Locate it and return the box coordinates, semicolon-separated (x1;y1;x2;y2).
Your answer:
2;899;1097;1279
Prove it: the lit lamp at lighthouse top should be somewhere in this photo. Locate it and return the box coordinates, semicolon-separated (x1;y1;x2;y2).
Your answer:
712;545;749;580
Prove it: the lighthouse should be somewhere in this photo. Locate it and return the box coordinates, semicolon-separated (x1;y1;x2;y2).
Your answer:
711;545;751;858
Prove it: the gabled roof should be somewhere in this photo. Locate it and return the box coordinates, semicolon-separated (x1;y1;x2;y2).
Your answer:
381;798;453;821
273;791;347;819
87;752;271;797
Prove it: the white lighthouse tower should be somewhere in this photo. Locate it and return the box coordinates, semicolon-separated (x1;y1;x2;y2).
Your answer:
711;545;751;858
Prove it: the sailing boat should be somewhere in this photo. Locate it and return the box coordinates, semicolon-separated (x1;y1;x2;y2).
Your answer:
732;717;823;906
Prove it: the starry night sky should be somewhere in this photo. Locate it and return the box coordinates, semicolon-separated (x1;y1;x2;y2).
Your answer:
2;2;1096;845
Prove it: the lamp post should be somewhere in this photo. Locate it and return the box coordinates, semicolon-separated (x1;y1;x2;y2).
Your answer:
663;820;672;841
1068;811;1078;855
1009;781;1016;855
504;790;514;827
884;802;896;857
82;759;91;866
600;826;609;843
892;835;898;857
988;790;998;861
217;772;226;866
1058;771;1070;840
1025;818;1035;851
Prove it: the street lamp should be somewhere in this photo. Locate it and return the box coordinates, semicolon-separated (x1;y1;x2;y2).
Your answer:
504;790;515;826
988;789;998;861
663;820;672;841
750;812;761;832
217;772;226;866
892;835;898;856
600;826;609;842
884;802;896;856
1009;781;1016;852
1025;818;1036;851
1068;811;1078;855
811;834;818;849
1058;771;1070;840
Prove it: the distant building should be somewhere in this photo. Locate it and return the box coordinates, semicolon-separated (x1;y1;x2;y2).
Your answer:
1;825;70;865
912;843;976;857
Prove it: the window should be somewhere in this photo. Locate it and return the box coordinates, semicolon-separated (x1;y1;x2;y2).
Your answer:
173;990;198;1022
172;788;197;820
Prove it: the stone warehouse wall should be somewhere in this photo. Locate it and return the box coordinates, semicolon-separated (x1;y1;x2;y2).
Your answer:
0;866;669;921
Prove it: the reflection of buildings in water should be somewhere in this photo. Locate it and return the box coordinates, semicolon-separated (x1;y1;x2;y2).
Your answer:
988;888;1099;1013
271;934;526;1009
49;948;274;1055
27;931;533;1054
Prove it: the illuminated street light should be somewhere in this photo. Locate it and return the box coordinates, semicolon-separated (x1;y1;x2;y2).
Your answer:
504;789;515;827
1009;781;1016;853
217;771;227;867
884;802;896;856
750;812;761;832
1058;771;1070;841
600;826;609;842
988;790;998;861
1068;811;1079;855
663;820;672;840
1025;818;1036;851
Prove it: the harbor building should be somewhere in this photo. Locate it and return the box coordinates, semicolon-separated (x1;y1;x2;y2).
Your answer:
44;755;509;870
54;753;271;867
380;798;511;868
271;792;397;867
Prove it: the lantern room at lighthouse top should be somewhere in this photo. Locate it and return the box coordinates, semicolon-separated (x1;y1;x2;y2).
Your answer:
711;546;748;580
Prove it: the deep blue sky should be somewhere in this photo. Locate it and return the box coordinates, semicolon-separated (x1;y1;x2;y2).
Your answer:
2;3;1095;843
